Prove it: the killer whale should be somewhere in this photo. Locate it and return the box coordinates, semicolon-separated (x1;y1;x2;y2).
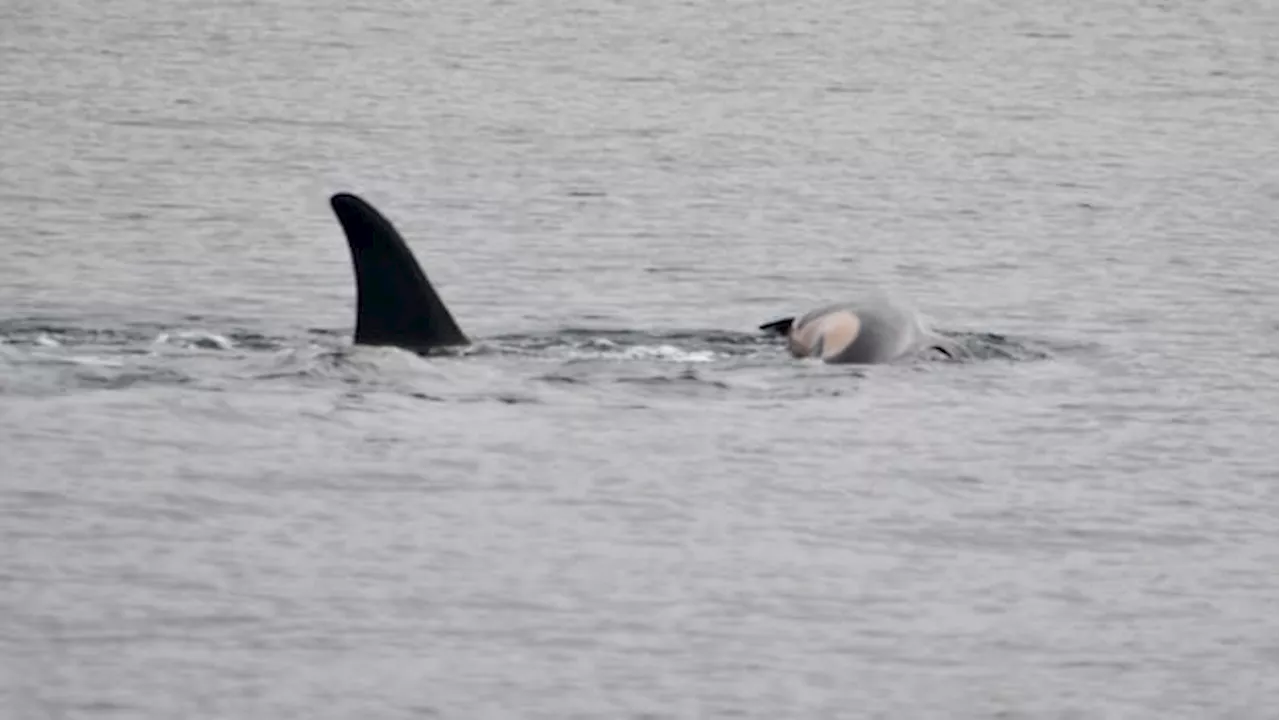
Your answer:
759;298;959;364
330;192;469;352
330;191;958;365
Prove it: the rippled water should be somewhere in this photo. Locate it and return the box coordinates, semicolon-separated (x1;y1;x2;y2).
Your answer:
1;0;1276;717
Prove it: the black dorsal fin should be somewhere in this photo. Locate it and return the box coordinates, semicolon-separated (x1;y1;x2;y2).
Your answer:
758;316;795;336
329;192;469;350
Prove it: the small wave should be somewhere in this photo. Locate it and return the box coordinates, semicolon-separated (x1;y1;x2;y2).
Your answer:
0;318;289;353
477;328;776;363
0;357;194;395
613;367;731;390
72;367;194;391
27;352;126;369
153;331;234;351
941;331;1055;362
253;346;366;382
0;319;156;348
251;344;453;387
569;343;718;363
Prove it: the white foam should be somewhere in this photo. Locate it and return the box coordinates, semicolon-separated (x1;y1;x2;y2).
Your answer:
570;343;717;363
631;344;716;363
30;352;125;368
154;330;233;350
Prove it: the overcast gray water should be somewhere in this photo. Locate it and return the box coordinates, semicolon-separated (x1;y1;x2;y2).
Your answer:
1;0;1277;718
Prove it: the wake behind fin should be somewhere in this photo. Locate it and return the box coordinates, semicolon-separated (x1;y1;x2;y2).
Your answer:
330;192;469;351
758;316;795;336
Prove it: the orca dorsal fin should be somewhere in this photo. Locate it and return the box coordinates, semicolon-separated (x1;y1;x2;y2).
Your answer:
758;316;795;336
330;192;469;350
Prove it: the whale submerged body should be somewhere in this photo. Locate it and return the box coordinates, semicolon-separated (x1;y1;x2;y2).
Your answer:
759;295;959;364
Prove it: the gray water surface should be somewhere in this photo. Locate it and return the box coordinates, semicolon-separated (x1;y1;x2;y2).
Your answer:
1;0;1276;718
